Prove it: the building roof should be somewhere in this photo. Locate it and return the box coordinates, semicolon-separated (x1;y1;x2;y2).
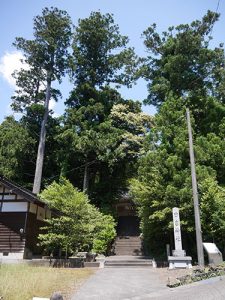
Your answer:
0;175;47;206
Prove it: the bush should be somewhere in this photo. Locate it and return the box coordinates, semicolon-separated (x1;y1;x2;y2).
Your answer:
38;178;116;256
92;214;116;254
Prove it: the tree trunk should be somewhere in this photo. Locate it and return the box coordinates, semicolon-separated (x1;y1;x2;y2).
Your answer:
83;162;89;193
32;73;52;194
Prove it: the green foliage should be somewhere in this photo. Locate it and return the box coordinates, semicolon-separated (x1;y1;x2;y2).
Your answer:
129;11;225;258
11;7;73;193
59;11;144;204
200;177;225;242
12;7;72;112
70;11;138;89
0;111;61;189
38;178;116;255
142;11;225;108
92;214;116;254
61;95;152;206
130;95;225;258
0;116;35;186
2;8;225;263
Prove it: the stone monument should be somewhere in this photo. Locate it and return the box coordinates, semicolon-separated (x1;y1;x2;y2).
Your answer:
203;242;223;265
168;207;192;269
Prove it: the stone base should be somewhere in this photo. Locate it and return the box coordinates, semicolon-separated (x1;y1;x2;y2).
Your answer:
172;249;186;257
168;256;192;269
84;262;100;268
95;256;106;268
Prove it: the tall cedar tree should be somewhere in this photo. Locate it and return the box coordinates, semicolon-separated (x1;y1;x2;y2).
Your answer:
12;7;72;193
64;12;140;194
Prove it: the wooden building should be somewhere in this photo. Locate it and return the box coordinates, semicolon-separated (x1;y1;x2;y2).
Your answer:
115;194;140;236
113;194;142;256
0;176;52;259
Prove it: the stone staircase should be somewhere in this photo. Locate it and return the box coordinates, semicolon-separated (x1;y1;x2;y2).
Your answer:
0;222;25;256
105;255;153;268
113;236;142;256
105;236;153;268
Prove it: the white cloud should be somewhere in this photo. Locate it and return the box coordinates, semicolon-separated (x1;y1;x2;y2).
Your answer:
0;51;25;88
0;51;59;118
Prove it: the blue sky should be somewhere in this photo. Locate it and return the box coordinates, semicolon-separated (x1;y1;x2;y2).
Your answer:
0;0;224;122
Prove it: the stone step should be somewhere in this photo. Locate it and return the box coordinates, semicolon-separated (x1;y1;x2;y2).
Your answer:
105;260;152;264
115;247;141;250
115;246;141;249
113;236;143;256
114;246;142;252
115;247;142;251
115;252;142;256
115;249;142;253
117;241;141;244
115;247;141;251
114;247;142;251
115;243;142;247
115;240;142;243
116;239;141;242
116;237;141;240
105;256;153;268
105;264;152;268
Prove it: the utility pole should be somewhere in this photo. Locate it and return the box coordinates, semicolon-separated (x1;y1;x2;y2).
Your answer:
186;108;204;267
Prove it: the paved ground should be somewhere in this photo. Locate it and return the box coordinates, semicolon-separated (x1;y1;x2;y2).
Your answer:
71;268;225;300
71;268;167;300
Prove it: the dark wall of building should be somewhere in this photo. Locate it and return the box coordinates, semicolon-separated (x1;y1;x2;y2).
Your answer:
117;216;140;236
0;212;26;232
0;212;26;256
25;212;46;256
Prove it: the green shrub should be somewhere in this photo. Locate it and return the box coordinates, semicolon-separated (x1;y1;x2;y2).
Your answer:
39;178;116;256
92;215;116;254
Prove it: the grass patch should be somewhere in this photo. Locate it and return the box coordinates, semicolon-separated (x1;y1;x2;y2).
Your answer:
0;264;95;300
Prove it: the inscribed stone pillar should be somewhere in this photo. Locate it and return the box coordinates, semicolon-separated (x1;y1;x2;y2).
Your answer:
172;207;182;251
168;207;192;268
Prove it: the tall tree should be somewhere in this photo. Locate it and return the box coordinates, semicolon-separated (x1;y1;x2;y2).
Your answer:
130;11;225;258
70;11;138;89
141;10;225;109
12;7;72;193
63;12;140;196
20;104;62;188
